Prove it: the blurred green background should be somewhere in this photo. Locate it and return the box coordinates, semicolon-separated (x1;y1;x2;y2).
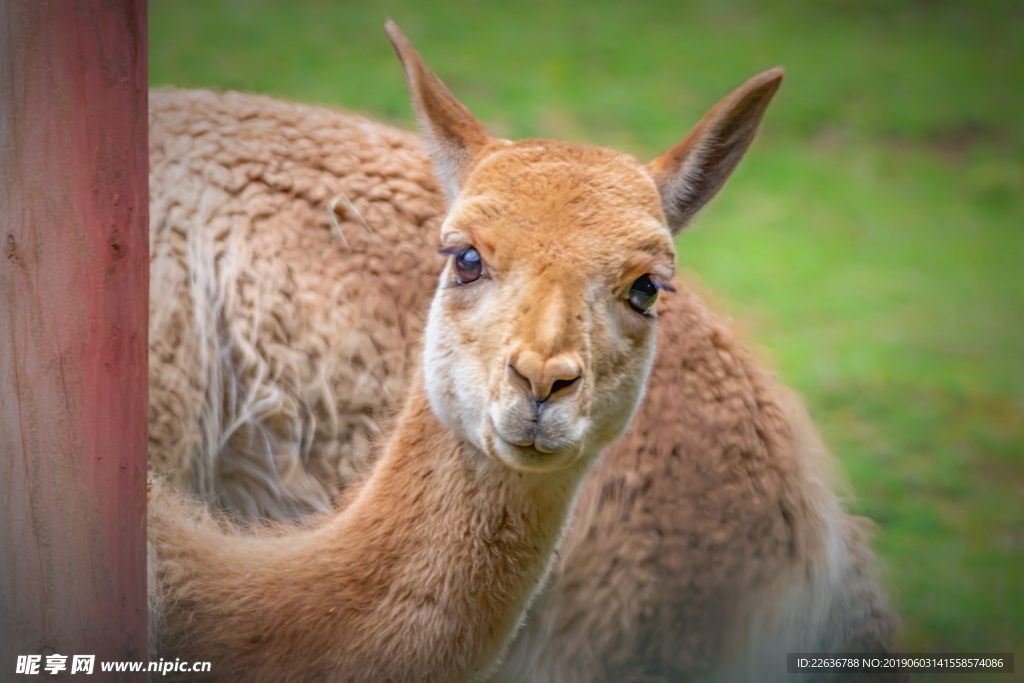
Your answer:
150;0;1023;676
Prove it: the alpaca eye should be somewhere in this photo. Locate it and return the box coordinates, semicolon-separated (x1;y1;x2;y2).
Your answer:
627;274;658;314
454;247;483;284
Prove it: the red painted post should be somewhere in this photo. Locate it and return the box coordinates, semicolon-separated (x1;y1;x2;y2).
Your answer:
0;1;148;680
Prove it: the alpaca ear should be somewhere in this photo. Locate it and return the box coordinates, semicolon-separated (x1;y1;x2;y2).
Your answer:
386;19;494;201
646;68;783;234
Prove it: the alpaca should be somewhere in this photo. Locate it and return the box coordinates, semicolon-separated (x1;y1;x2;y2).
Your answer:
147;21;792;682
148;23;902;683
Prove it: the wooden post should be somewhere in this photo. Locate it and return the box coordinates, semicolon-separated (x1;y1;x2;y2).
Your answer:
0;1;148;680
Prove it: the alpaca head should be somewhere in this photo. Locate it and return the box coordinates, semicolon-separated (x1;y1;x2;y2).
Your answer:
387;21;782;473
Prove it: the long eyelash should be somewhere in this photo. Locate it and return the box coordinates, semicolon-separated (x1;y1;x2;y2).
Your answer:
437;245;465;257
650;277;676;293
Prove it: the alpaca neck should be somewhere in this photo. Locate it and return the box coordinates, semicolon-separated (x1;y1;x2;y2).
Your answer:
315;381;588;670
154;377;590;683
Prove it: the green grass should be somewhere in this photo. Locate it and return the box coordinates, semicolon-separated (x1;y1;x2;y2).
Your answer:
150;0;1024;674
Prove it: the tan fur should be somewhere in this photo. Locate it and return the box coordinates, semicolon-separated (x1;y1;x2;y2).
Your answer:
150;383;592;682
148;24;901;682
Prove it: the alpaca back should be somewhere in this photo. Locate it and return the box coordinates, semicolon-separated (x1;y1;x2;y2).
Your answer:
148;88;901;681
149;88;439;517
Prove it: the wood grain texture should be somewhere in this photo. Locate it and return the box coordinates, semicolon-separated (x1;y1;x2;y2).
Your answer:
0;1;148;678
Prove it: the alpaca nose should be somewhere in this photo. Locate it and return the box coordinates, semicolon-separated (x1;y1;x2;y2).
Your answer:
506;348;583;403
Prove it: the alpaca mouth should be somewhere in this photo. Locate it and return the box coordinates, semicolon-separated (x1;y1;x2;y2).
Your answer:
502;440;557;459
500;436;558;454
484;418;583;473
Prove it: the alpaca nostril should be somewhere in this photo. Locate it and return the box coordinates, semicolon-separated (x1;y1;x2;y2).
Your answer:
507;361;530;390
508;350;583;403
549;376;579;397
536;375;580;404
